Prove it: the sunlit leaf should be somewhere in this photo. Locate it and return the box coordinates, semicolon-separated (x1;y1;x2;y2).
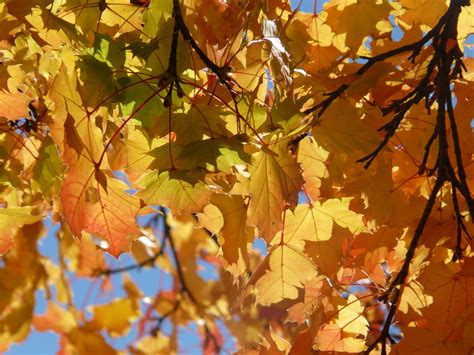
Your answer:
137;170;212;214
255;241;318;305
248;139;303;241
89;298;139;337
0;207;43;254
0;90;31;120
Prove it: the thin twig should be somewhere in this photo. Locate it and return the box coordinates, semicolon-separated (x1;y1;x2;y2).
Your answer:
159;207;222;352
97;241;165;276
364;0;472;351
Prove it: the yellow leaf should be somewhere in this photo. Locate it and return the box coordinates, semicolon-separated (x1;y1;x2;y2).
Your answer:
314;295;369;353
89;298;139;337
312;100;380;154
67;328;116;355
76;234;106;277
198;203;224;235
331;1;394;51
200;194;252;274
125;126;160;179
335;294;369;335
399;279;433;315
297;136;329;201
284;199;364;245
0;207;43;255
256;243;317;305
137;171;212;215
315;324;367;353
400;0;447;28
248;139;303;241
135;334;171;354
457;4;474;52
270;325;292;354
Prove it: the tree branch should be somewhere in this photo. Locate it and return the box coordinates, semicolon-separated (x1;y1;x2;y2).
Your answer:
365;1;472;351
157;207;221;352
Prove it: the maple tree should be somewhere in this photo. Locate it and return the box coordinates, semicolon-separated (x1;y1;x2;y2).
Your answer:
0;0;473;353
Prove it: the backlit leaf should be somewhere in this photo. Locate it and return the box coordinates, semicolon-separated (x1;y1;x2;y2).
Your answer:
255;242;318;305
0;207;43;254
284;199;364;244
137;170;212;215
89;298;139;337
248;139;303;241
0;90;31;120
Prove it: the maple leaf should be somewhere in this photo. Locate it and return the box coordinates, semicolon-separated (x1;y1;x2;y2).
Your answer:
32;136;65;196
33;302;77;334
314;295;369;353
137;170;212;215
198;194;252;274
0;90;31;120
327;0;394;51
297;136;329;200
89;298;140;337
0;207;43;254
61;158;141;257
248;139;303;241
83;177;142;257
284;199;364;244
255;242;318;305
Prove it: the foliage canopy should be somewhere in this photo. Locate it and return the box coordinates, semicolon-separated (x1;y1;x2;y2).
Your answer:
0;0;473;353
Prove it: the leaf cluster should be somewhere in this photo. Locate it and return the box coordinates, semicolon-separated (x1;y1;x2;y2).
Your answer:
0;0;473;353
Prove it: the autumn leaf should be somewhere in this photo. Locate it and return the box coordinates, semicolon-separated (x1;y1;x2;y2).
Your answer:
297;136;329;200
0;207;43;254
33;302;76;334
327;1;394;51
60;156;95;238
32;136;65;196
89;298;139;337
284;199;364;245
61;157;141;257
255;240;318;305
83;177;142;257
199;194;253;274
314;295;369;353
137;170;212;215
248;138;303;241
0;90;31;120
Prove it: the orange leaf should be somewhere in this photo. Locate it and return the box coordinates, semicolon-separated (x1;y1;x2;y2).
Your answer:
0;90;31;120
61;157;141;257
34;302;76;334
84;178;142;257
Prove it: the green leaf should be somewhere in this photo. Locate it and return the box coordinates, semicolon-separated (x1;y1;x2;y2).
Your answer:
151;138;251;173
136;171;212;214
32;137;65;196
78;55;116;108
85;33;126;68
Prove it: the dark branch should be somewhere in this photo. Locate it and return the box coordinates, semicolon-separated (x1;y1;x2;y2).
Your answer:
96;236;166;276
172;0;231;85
161;207;197;304
151;301;181;335
365;0;473;351
158;207;222;352
303;0;453;117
